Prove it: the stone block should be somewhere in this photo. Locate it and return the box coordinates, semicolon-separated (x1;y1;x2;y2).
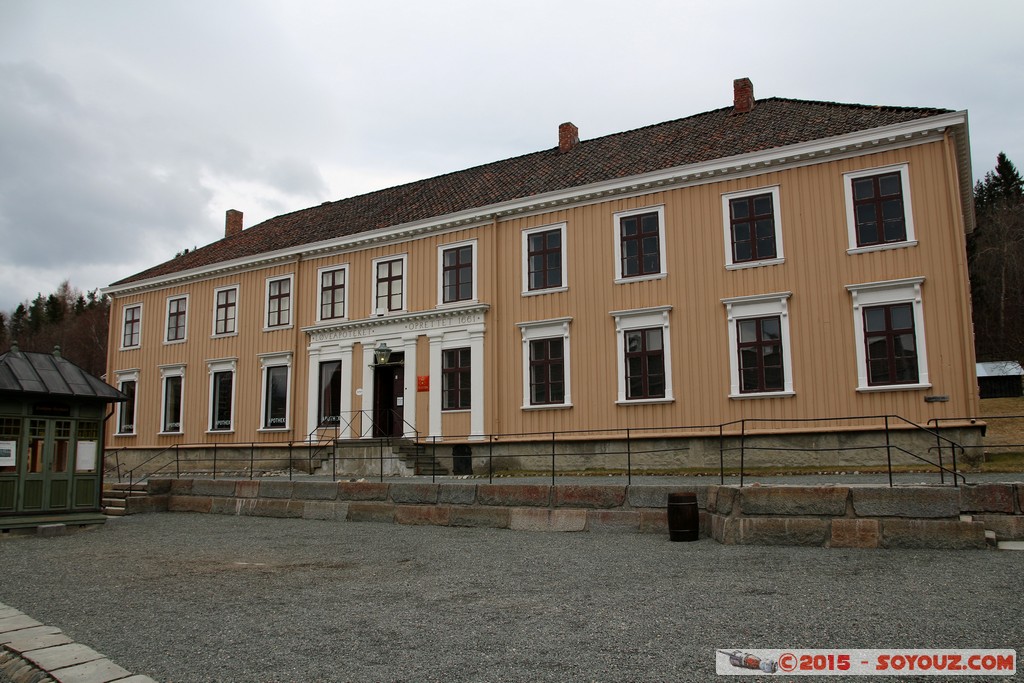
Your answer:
509;508;586;532
830;519;880;549
24;643;103;671
234;480;260;498
0;626;62;644
739;486;849;517
209;497;240;516
338;482;389;501
959;484;1016;513
628;485;708;510
733;517;829;546
395;505;451;526
707;486;737;515
478;484;550;507
258;481;294;499
449;506;509;529
347;502;396;523
168;479;193;495
50;657;132;683
881;519;986;549
147;479;172;495
699;510;709;538
253;499;304;518
1017;484;1024;514
851;487;959;518
292;481;339;501
5;632;72;653
586;510;640;533
709;514;733;543
303;501;349;521
973;515;1024;541
0;615;43;634
190;479;237;497
439;483;477;505
126;495;169;514
168;495;212;514
640;509;668;534
554;485;626;509
389;483;439;504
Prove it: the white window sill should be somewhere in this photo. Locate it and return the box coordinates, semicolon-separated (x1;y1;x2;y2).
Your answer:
258;427;291;433
263;325;294;333
119;346;140;352
206;430;235;435
616;397;674;406
163;339;187;346
316;316;349;325
729;391;796;400
435;299;478;310
856;382;931;393
158;431;183;436
521;403;573;411
614;273;667;285
725;258;785;271
211;332;239;339
847;240;918;255
114;432;136;438
521;286;568;297
441;409;471;414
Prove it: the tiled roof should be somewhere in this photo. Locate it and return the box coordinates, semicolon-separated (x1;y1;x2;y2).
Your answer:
0;348;126;401
113;97;951;286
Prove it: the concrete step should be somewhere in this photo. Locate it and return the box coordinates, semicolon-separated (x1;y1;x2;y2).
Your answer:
103;508;128;517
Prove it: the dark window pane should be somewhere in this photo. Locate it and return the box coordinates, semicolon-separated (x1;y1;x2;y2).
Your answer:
853;178;875;201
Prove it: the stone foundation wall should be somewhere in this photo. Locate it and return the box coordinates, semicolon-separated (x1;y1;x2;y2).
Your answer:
143;478;1024;548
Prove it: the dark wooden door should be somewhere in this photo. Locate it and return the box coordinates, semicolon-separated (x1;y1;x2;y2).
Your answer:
373;353;405;437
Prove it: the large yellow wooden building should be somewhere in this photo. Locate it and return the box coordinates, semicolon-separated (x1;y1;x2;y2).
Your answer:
103;79;979;473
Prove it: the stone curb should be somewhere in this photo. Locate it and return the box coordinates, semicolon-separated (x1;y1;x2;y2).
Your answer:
0;602;157;683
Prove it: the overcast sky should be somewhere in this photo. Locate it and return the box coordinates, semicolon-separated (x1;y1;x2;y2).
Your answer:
1;0;1021;312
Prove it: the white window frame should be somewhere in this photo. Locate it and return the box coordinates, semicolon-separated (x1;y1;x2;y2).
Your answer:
114;369;139;436
437;239;478;307
120;304;142;350
259;352;293;431
721;292;795;399
613;205;667;283
517;318;572;410
164;294;189;344
843;163;917;254
207;358;237;433
846;277;930;392
611;305;674;404
521;222;568;296
264;274;294;331
159;364;186;435
370;254;408;316
212;285;240;337
721;185;785;269
317;264;349;323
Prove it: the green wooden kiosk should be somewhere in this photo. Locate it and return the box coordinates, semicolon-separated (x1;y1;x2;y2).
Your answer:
0;345;125;530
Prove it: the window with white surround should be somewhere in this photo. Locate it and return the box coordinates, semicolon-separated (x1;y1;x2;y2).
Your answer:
121;304;142;349
207;358;237;432
442;347;471;411
438;240;477;305
318;360;342;426
846;277;929;391
259;352;292;430
721;292;794;398
265;275;292;329
165;295;188;343
843;163;916;252
611;306;673;403
213;285;239;336
159;364;185;434
318;265;348;322
372;255;407;315
522;223;567;294
517;318;572;409
722;186;784;268
613;206;666;282
115;370;139;435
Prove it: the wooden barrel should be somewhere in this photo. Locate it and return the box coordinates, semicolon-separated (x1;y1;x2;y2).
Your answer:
667;492;699;542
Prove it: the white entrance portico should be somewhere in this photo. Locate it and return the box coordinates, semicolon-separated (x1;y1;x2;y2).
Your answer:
303;304;488;440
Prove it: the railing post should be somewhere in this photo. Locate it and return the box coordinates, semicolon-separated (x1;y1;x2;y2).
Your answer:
212;443;218;480
934;418;945;485
488;435;493;485
626;428;632;486
175;444;180;479
332;438;337;482
551;431;556;487
250;443;254;479
885;416;893;487
379;439;384;483
288;442;293;481
739;420;746;488
719;424;725;485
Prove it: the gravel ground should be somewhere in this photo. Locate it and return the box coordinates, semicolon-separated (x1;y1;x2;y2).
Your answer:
0;513;1021;682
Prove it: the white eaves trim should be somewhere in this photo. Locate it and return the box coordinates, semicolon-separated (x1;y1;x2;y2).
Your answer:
103;111;968;298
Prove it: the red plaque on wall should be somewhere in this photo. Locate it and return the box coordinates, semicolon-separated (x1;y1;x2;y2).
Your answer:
417;375;430;392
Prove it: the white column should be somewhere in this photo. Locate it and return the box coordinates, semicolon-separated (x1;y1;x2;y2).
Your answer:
401;335;418;439
305;346;322;436
428;333;443;438
469;329;485;439
361;343;376;438
339;344;354;439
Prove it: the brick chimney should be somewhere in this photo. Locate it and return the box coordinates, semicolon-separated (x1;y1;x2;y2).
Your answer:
558;122;579;153
733;77;755;114
225;209;243;238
